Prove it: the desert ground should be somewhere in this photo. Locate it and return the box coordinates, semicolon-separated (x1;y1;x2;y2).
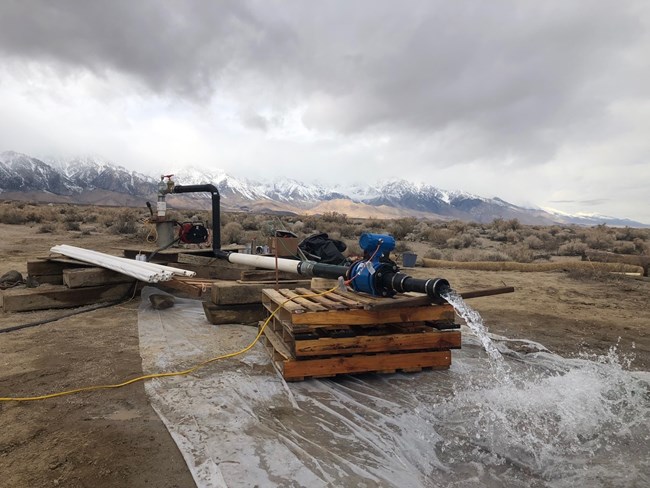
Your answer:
0;205;648;487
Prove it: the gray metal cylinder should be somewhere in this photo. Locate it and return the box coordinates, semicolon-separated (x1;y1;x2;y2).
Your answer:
156;221;176;248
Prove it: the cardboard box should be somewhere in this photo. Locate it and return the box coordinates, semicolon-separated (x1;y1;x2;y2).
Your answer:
268;237;299;258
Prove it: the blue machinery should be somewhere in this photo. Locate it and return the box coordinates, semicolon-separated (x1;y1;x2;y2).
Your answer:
216;232;451;301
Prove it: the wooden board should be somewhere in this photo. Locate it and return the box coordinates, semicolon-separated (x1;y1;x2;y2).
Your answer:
211;279;312;306
63;267;136;288
1;283;133;312
293;330;461;357
267;344;452;381
202;302;266;325
174;263;243;281
121;247;214;263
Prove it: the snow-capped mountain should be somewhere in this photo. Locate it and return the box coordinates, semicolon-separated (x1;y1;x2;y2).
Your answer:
0;151;79;195
0;151;647;227
47;155;156;195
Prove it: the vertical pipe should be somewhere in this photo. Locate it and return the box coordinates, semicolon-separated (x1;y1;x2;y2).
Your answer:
172;184;221;252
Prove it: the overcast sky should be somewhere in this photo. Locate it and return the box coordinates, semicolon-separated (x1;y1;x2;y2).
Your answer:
0;1;649;222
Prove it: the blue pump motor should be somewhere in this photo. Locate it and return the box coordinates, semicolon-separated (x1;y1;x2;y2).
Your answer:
348;233;398;297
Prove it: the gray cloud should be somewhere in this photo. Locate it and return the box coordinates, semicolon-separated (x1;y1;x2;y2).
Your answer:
0;0;649;217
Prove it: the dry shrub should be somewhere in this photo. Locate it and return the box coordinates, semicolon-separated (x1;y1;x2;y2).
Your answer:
65;221;81;231
446;232;475;249
222;222;244;244
492;218;521;232
0;208;27;225
558;240;588;256
241;215;259;231
321;211;349;224
504;245;535;263
108;209;139;235
523;235;545;250
612;241;637;254
424;248;443;259
427;227;454;246
388;217;418;240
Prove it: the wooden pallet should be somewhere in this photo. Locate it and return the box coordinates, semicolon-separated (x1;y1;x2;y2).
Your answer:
260;288;459;381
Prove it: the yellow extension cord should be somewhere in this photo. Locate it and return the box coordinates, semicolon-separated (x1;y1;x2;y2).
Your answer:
0;287;339;403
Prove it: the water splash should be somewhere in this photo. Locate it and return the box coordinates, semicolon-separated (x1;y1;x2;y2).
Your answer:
443;290;511;383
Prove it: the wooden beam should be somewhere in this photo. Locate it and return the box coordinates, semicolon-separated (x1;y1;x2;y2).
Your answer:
293;330;461;357
27;259;90;276
63;267;135;288
1;283;132;312
239;270;298;281
281;350;451;380
211;279;312;305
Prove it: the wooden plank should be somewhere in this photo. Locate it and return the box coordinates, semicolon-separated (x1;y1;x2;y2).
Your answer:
202;302;266;325
262;326;293;360
262;289;305;313
278;289;329;312
211;279;311;305
294;288;349;309
290;304;455;326
63;267;136;288
1;283;132;312
294;330;461;357
281;350;451;380
313;291;363;308
240;270;297;281
330;289;378;305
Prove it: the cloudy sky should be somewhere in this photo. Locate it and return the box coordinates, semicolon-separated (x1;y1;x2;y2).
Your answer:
0;1;649;222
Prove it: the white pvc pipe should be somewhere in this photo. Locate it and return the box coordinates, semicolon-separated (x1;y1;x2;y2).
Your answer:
226;253;301;274
50;245;196;282
53;245;194;276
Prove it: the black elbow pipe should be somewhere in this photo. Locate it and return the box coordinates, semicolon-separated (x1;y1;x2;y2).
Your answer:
172;184;221;251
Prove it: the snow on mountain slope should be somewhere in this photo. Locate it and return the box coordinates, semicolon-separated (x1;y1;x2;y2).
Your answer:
1;151;646;226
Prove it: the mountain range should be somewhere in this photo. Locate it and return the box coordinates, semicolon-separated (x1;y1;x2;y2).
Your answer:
0;150;646;227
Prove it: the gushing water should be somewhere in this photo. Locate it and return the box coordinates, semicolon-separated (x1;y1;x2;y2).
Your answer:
443;289;511;383
438;289;650;486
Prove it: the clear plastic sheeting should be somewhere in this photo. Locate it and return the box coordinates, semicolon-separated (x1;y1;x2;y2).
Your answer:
137;287;650;488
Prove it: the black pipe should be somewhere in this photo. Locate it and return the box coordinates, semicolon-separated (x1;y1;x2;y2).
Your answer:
172;184;221;252
381;272;450;300
297;261;349;279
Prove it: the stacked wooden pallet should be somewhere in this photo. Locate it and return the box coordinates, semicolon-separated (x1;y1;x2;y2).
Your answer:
260;287;461;381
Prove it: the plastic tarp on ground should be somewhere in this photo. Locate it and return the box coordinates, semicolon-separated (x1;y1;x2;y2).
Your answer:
137;287;650;488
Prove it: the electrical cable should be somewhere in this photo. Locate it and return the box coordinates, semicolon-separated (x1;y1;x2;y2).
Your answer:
0;286;338;402
0;282;139;335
